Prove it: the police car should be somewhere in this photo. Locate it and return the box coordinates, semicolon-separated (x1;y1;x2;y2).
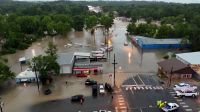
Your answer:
161;103;179;112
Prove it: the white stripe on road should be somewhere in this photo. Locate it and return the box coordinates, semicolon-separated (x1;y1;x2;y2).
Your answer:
119;106;127;109
137;87;140;90
145;87;149;90
153;87;157;89
118;99;125;103
119;103;125;106
182;105;189;108
118;97;124;100
141;87;144;90
118;95;123;97
130;88;134;95
115;107;118;112
132;76;138;85
149;87;152;90
137;75;145;85
174;96;179;99
185;109;193;111
170;91;175;94
176;99;183;102
171;93;176;96
134;87;137;90
180;102;186;105
121;110;127;112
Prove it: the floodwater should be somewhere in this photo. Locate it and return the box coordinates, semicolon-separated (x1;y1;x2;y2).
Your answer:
0;19;181;112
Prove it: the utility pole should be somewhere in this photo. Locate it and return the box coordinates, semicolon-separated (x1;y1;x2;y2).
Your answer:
168;66;173;87
112;54;118;87
33;62;40;93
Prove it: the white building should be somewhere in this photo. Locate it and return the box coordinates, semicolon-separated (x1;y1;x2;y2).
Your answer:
176;51;200;80
15;68;39;83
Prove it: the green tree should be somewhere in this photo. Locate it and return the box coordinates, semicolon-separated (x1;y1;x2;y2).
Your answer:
72;15;84;31
100;15;114;32
45;42;57;60
85;15;98;30
127;23;136;35
0;62;15;84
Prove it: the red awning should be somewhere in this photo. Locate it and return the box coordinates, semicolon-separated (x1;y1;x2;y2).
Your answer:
73;67;98;71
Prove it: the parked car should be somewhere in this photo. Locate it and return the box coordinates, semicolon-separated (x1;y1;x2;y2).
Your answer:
92;85;98;97
85;79;97;86
161;103;179;112
92;53;104;58
91;50;104;54
105;83;113;92
71;95;84;102
75;73;87;77
173;82;197;91
99;84;105;94
124;42;128;46
99;110;111;112
44;89;51;95
175;90;199;98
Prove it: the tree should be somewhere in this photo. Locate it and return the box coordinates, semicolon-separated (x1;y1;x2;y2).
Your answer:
85;15;98;30
127;23;136;35
156;25;175;39
45;41;57;60
31;42;59;85
0;62;15;84
72;15;84;31
100;15;114;32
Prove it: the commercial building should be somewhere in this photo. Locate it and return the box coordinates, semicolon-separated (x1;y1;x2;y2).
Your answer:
176;52;200;80
15;68;39;83
130;36;190;49
157;58;194;79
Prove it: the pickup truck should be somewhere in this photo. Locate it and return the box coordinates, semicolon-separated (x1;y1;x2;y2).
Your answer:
161;103;179;112
176;90;199;98
173;83;198;91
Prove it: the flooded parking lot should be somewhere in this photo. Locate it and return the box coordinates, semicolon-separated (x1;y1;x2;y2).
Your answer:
0;19;184;112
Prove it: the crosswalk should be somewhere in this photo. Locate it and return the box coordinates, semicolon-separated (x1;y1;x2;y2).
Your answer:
115;90;128;112
124;86;164;91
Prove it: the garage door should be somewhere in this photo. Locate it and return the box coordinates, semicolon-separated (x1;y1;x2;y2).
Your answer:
61;66;71;74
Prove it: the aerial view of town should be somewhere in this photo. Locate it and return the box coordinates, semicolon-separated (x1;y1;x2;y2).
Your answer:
0;0;200;112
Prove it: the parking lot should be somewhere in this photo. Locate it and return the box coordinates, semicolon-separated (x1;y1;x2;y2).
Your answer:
121;74;200;112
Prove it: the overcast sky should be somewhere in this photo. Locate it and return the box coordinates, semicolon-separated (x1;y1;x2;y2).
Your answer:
14;0;200;4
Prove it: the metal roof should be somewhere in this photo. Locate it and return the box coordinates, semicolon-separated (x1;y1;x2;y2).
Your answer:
135;36;181;44
16;68;36;79
56;53;74;65
176;52;200;65
74;52;90;57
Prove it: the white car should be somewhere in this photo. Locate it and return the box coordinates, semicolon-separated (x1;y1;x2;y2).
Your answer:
92;53;104;58
99;84;105;94
161;103;179;112
176;90;199;98
173;83;197;91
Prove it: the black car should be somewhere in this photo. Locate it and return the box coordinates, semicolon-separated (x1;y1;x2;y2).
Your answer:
71;95;84;102
85;79;97;86
44;89;52;95
105;83;113;93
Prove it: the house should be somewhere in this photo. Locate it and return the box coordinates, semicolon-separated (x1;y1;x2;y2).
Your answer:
176;51;200;80
157;58;194;79
56;53;74;74
56;52;91;74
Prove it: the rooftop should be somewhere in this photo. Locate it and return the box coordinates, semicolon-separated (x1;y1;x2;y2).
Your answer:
56;53;74;65
157;58;189;73
176;51;200;65
135;36;182;45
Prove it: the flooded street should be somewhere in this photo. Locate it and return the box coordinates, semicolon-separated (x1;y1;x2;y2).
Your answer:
1;19;179;112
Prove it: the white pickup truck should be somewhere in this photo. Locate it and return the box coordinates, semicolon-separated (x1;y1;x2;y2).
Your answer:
176;90;199;98
161;103;179;112
173;83;198;91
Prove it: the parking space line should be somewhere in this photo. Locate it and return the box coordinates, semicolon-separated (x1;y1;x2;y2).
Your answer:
118;99;125;103
180;102;186;105
137;75;145;85
132;76;138;85
176;99;183;102
119;106;127;109
182;105;189;108
185;109;193;111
